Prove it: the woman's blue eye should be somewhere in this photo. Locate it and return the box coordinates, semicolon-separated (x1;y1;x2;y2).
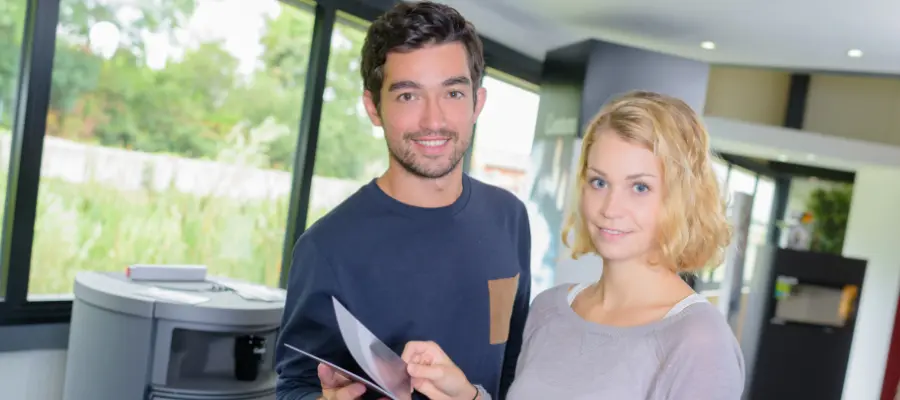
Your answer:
589;178;607;189
633;183;650;193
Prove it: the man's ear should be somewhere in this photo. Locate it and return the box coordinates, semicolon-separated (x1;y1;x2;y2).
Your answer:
473;86;487;122
363;90;383;126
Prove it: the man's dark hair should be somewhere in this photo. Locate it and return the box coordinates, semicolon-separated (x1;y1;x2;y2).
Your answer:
361;1;485;109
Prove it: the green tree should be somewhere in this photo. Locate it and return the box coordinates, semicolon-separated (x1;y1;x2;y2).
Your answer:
260;12;384;179
0;0;26;128
807;183;853;254
314;24;386;180
3;0;387;176
49;0;198;134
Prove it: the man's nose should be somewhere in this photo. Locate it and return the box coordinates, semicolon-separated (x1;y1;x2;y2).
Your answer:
419;97;446;132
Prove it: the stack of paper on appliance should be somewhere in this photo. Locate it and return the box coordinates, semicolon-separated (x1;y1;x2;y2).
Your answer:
285;297;412;400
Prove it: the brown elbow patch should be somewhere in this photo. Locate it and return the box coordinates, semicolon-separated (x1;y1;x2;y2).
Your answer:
488;273;520;345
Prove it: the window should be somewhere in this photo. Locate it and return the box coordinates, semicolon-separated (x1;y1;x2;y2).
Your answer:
470;71;540;198
744;176;775;282
306;16;385;228
708;165;758;285
28;0;315;298
711;157;729;196
0;0;27;261
468;71;547;296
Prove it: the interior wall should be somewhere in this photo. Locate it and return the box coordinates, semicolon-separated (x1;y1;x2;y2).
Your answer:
0;350;67;400
841;166;900;400
804;74;900;146
704;66;791;127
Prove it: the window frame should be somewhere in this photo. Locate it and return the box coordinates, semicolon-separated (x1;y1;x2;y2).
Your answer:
693;153;856;293
0;0;543;326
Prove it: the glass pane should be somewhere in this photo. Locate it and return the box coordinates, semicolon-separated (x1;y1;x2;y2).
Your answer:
711;157;728;195
470;72;539;198
468;72;547;297
0;0;26;253
744;222;769;283
29;0;314;298
306;17;386;228
727;165;757;201
743;176;776;283
751;176;775;225
711;166;757;285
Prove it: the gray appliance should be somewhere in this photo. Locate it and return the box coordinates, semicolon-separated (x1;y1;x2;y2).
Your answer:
62;271;285;400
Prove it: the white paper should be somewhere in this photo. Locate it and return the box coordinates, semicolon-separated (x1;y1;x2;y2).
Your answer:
332;297;412;400
138;287;209;304
284;343;398;399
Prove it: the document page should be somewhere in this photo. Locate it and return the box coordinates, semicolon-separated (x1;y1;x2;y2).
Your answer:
333;297;412;400
284;297;411;400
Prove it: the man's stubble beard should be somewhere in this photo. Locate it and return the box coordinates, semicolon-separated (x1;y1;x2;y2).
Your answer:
387;131;471;179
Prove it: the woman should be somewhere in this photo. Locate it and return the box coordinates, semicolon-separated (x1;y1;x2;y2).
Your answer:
401;90;745;399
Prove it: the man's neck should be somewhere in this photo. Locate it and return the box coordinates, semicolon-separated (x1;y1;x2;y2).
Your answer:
376;166;464;208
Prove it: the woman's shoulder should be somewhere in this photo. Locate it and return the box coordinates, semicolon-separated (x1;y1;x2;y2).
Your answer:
656;301;744;362
532;282;585;307
525;283;579;321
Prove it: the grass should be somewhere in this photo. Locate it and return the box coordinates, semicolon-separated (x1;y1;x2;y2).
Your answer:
25;173;333;295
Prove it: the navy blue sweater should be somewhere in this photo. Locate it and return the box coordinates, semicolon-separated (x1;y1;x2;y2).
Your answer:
275;175;532;400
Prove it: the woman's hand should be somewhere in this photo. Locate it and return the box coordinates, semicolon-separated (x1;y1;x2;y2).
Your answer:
402;341;478;400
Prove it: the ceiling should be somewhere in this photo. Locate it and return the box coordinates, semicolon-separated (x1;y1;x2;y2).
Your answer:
438;0;900;75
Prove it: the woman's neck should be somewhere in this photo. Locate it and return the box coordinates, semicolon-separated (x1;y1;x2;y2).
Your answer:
588;258;690;310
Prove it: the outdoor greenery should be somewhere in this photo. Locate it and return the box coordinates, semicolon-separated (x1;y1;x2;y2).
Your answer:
0;0;384;294
806;183;853;255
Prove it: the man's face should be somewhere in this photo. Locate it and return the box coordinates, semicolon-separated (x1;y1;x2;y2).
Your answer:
364;42;486;179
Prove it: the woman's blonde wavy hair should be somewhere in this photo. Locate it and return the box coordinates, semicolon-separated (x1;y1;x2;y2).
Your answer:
561;90;731;273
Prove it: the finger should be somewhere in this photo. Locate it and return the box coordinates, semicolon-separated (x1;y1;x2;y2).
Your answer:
334;382;366;400
402;341;447;363
401;341;428;363
318;363;351;388
407;363;446;381
411;379;444;400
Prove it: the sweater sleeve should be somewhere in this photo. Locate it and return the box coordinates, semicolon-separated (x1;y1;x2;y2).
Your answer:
274;234;345;400
655;311;746;400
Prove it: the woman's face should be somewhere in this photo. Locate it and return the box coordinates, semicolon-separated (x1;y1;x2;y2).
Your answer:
580;131;664;264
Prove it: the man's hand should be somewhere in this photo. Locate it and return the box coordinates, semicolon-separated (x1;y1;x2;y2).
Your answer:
318;363;366;400
402;341;477;400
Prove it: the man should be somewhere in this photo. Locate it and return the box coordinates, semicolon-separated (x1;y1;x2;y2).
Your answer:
274;2;532;400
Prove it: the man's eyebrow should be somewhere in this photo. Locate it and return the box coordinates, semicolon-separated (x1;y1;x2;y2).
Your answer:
587;167;655;180
443;76;471;86
387;77;471;92
388;80;420;91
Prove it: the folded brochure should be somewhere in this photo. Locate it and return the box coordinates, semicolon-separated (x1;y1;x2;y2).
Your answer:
285;297;412;400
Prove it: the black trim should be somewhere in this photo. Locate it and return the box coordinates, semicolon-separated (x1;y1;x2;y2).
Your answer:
325;0;543;85
769;177;791;245
767;161;855;184
720;153;855;184
0;323;69;351
279;3;336;289
783;73;810;130
481;36;542;85
0;0;59;306
720;153;780;177
0;301;71;326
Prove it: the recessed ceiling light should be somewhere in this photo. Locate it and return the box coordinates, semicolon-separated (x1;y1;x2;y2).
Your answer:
700;41;716;50
847;49;863;58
